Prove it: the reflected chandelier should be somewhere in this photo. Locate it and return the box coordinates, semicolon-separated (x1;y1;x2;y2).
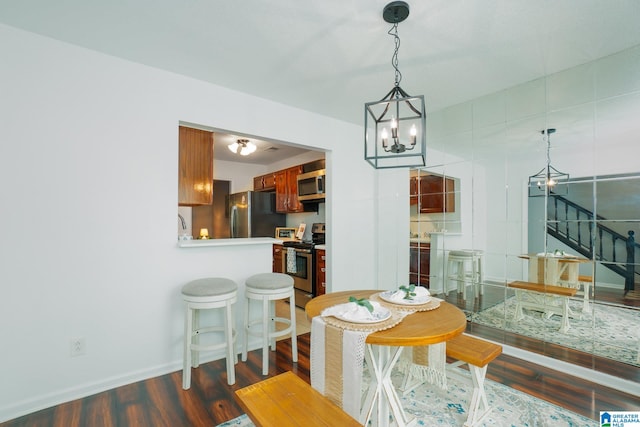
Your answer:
528;128;569;197
364;1;426;169
228;138;256;156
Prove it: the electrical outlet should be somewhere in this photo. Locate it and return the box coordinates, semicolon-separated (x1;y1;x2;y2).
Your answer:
70;337;86;357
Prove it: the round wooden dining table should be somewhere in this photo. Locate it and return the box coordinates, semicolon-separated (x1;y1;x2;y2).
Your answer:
305;290;467;427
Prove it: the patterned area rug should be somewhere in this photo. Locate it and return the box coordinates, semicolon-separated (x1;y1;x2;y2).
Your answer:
216;367;597;426
472;296;640;366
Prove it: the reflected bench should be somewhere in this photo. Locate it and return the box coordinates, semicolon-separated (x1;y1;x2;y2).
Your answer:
507;281;578;333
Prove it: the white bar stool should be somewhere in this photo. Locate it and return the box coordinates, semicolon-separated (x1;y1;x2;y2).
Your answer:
182;277;238;389
446;250;484;299
242;272;298;375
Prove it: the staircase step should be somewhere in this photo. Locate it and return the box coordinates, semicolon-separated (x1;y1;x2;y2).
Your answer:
623;290;640;300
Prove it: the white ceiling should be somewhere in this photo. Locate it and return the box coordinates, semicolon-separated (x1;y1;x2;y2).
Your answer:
181;122;315;165
3;1;640;164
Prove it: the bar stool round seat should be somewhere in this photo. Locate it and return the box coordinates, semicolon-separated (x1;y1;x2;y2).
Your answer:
446;250;484;299
181;277;238;389
242;273;298;375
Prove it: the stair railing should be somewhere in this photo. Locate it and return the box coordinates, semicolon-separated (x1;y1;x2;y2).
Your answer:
546;195;639;289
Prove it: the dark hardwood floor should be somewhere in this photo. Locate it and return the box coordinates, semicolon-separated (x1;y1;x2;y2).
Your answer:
2;332;638;427
439;284;640;382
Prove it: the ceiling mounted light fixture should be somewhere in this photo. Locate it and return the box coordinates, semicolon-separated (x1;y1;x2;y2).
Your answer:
228;138;257;156
528;128;569;197
364;1;426;169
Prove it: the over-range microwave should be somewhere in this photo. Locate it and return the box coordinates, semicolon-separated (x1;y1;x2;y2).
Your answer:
297;169;325;201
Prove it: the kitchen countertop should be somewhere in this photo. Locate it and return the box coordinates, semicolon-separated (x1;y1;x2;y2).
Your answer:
177;237;281;248
410;238;430;244
410;232;463;244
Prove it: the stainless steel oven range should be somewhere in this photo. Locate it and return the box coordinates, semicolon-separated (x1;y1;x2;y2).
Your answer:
281;223;325;308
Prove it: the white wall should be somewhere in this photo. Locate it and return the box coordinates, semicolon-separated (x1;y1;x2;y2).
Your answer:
0;24;380;421
214;159;268;193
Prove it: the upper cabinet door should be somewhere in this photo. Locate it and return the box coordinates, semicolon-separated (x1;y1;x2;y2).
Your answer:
275;169;288;212
178;126;214;206
409;176;419;206
418;175;455;213
285;165;304;213
254;173;276;192
275;166;304;213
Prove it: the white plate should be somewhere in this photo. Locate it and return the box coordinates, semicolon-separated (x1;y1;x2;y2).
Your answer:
379;290;431;305
334;306;392;324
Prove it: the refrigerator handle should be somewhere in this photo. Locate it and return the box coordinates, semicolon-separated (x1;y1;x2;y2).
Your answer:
230;205;237;238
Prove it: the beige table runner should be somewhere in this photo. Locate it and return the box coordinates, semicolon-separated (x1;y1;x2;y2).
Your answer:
310;316;370;418
397;343;447;390
310;296;446;419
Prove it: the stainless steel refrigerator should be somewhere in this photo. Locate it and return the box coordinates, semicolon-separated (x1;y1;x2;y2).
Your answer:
228;191;286;238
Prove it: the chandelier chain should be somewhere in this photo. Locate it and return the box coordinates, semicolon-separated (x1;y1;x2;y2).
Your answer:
545;132;551;173
388;22;402;88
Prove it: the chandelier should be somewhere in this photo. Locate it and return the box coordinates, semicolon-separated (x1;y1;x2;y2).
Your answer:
364;1;426;169
528;128;569;197
228;138;256;156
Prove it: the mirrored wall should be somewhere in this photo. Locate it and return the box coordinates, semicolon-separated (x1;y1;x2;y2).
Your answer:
408;44;640;377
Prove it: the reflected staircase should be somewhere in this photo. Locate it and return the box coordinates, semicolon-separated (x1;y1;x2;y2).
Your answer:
546;195;639;296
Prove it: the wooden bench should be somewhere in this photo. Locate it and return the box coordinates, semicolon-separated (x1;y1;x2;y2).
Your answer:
446;334;502;427
508;281;578;333
234;371;361;427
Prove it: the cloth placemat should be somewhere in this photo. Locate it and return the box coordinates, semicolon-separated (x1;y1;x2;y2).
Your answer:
370;292;442;313
321;309;404;332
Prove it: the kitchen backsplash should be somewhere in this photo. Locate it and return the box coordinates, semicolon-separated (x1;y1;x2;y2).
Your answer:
178;206;193;238
286;205;325;241
410;206;461;237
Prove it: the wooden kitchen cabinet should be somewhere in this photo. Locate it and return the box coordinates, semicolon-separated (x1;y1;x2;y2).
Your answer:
410;176;419;206
409;242;430;287
253;173;276;192
178;126;214;206
275;165;304;213
275;170;287;212
410;174;455;213
315;249;326;296
273;244;283;273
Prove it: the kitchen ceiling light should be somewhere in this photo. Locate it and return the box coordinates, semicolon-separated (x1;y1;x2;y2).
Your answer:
528;128;569;197
364;1;426;169
228;138;257;156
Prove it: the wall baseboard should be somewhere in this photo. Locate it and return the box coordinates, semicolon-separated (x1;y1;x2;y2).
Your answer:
0;335;273;424
0;360;176;423
493;339;640;397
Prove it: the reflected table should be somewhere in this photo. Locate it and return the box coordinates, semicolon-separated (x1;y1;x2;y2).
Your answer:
519;253;588;286
306;290;467;427
520;253;591;309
